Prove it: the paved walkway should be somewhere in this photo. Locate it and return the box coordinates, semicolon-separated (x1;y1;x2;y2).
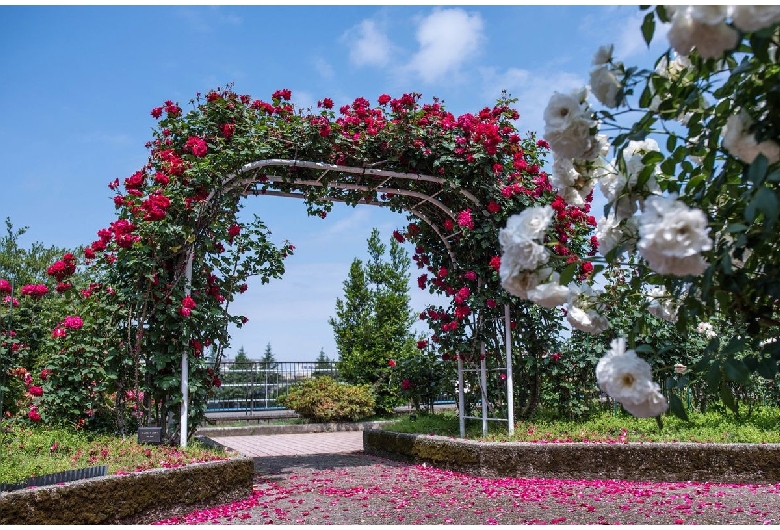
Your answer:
206;430;364;457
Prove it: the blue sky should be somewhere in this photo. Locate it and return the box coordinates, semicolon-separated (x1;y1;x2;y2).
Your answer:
0;5;667;362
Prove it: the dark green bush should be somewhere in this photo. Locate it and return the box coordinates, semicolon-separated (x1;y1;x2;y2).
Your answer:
277;376;375;422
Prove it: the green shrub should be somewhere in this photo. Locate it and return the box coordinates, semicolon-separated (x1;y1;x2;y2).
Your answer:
277;376;375;423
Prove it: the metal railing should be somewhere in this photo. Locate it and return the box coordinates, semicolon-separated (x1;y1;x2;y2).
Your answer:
207;361;338;412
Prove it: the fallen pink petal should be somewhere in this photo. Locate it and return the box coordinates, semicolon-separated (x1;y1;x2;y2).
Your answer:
153;454;780;525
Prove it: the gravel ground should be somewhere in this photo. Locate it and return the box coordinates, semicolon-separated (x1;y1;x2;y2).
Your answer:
152;452;780;525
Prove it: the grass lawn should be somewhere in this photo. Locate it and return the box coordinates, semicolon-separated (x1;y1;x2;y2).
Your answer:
387;407;780;443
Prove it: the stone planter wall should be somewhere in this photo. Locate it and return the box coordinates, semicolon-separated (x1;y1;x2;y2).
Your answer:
363;429;780;484
0;457;253;524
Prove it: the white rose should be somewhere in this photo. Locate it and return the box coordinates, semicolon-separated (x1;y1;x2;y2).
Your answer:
595;337;668;417
595;214;638;258
543;89;597;159
646;286;679;323
500;266;550;300
731;5;780;32
590;65;621;108
592;44;614;65
566;284;608;335
689;5;729;25
500;206;554;244
696;322;716;339
655;54;691;80
597;161;626;203
621;385;668;418
637;195;712;277
722;110;780;165
667;7;697;56
693;21;739;60
674;363;688;374
551;157;579;189
527;273;570;308
581;134;610;161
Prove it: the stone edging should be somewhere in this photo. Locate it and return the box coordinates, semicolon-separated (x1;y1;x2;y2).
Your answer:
0;457;254;524
363;429;780;484
196;420;389;437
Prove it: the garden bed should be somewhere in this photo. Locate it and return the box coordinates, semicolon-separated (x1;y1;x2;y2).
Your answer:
363;428;780;484
0;457;253;524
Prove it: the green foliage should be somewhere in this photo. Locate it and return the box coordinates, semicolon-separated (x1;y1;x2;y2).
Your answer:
391;348;454;412
0;423;227;486
277;376;375;423
388;407;780;443
330;229;417;414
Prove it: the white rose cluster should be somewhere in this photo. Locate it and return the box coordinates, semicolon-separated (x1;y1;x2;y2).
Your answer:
637;195;713;277
498;207;575;309
646;286;679;323
566;283;609;335
543;88;599;161
696;321;717;339
596;337;668;418
544;54;613;208
666;5;780;60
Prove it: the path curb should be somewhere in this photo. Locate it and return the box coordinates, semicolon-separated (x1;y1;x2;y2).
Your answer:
363;429;780;484
0;457;253;524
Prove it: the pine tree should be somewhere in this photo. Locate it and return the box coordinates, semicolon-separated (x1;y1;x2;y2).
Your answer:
259;342;279;384
329;228;417;413
313;348;334;378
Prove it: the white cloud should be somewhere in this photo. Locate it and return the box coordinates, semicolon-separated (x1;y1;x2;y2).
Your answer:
407;8;485;84
313;57;335;79
343;19;393;68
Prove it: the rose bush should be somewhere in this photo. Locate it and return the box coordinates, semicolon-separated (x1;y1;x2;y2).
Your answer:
500;6;780;421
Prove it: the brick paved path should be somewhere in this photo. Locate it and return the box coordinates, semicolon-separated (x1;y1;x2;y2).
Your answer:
207;431;364;457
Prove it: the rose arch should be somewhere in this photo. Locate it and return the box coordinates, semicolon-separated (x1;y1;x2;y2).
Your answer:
85;86;596;445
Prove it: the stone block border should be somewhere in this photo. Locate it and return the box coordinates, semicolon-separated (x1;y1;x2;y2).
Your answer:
363;429;780;484
0;457;254;524
196;419;389;437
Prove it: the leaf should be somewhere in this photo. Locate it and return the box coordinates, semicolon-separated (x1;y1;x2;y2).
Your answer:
745;186;779;226
724;356;750;383
669;393;689;421
634;344;655;354
719;383;739;414
757;355;778;379
722;336;746;357
558;262;578;286
748;154;769;186
725;223;748;233
706;360;721;389
641;12;655;46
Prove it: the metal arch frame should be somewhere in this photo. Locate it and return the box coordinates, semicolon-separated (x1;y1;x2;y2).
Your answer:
179;159;514;446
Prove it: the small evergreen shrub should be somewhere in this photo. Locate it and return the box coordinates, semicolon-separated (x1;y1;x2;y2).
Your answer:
277;376;375;422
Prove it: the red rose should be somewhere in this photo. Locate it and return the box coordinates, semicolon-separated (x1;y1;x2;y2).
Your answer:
151;107;163;119
401;379;412;390
0;278;11;295
40;369;52;380
184;136;208;157
181;295;197;309
487;201;501;214
486;299;497;309
221;123;235;140
378;94;391;105
28;408;41;422
392;230;405;243
28;386;43;397
388;359;396;367
51;327;67;338
489;256;501;272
